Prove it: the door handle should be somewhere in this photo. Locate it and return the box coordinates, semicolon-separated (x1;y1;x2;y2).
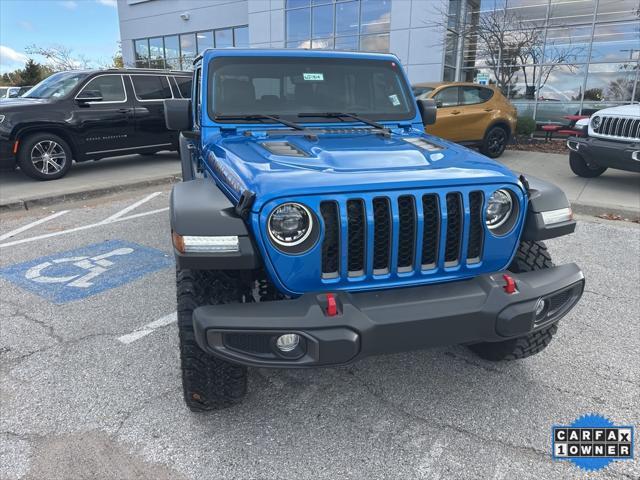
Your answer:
451;110;461;115
116;108;130;113
484;108;493;112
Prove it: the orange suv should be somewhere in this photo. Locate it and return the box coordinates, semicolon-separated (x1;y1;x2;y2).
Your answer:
412;82;517;158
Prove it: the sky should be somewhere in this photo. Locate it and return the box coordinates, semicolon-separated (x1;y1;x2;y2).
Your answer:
0;0;120;73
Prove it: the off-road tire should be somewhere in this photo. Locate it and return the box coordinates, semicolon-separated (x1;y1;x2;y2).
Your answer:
480;125;509;158
468;241;559;361
18;133;73;180
177;269;251;411
569;151;606;177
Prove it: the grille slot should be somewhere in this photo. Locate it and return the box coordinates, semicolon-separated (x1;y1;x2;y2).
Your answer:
595;116;640;140
397;195;416;272
347;199;366;276
467;191;484;262
421;194;440;268
372;197;391;273
444;193;463;266
320;201;340;278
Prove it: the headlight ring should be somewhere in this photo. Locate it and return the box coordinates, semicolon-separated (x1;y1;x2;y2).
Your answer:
267;202;319;254
485;189;519;236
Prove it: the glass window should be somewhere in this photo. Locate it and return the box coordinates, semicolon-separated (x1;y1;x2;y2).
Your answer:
590;22;640;63
134;39;149;67
196;31;214;53
434;87;460;107
149;37;165;69
131;75;173;100
164;35;180;67
79;75;125;102
286;8;311;44
286;0;309;7
312;38;334;49
544;25;592;64
549;0;595;27
234;26;249;47
215;28;233;48
180;33;196;57
460;86;494;104
413;86;435;99
335;1;359;36
585;62;637;102
596;0;639;22
312;4;333;39
174;76;192;98
24;71;89;99
360;33;389;53
360;0;391;35
335;35;358;50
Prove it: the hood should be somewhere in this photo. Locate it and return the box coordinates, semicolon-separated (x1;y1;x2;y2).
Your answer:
594;104;640;118
0;97;52;110
205;129;520;211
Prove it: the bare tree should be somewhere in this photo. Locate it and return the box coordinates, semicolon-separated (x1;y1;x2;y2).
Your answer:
24;44;92;71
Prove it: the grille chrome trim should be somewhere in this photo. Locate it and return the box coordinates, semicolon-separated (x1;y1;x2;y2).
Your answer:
592;115;640;141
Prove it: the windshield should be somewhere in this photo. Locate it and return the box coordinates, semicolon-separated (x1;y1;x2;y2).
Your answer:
412;86;435;99
208;56;415;123
23;71;89;99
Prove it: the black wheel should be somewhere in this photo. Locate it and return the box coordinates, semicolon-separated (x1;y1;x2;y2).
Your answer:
468;241;559;361
177;269;253;411
18;133;73;180
480;125;509;158
569;151;606;178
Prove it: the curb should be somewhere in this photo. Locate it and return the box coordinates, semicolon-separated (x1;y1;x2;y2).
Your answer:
0;174;181;213
571;201;640;222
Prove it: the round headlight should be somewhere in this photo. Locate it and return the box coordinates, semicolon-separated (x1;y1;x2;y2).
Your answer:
486;189;513;230
591;115;601;130
268;203;313;246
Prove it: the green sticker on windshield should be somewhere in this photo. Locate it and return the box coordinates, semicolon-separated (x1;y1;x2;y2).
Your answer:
303;73;324;81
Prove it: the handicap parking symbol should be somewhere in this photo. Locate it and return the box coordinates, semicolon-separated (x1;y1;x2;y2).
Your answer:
0;240;173;304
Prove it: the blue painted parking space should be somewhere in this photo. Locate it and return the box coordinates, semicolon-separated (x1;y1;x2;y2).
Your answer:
0;240;173;304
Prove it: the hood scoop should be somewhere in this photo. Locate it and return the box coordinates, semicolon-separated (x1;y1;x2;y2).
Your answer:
261;141;308;157
403;137;444;152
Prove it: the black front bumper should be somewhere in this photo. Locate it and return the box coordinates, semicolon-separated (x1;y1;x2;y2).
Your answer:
193;264;584;368
568;136;640;172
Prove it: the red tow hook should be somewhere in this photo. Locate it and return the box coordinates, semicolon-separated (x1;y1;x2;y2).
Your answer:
502;274;517;294
326;293;338;316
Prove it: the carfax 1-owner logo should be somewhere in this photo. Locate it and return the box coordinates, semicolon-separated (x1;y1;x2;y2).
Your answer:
552;414;635;471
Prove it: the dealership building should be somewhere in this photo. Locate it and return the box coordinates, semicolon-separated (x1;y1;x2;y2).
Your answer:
116;0;639;122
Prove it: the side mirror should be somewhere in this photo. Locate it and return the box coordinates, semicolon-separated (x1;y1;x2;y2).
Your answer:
417;98;437;125
8;91;19;98
164;98;192;131
76;90;103;103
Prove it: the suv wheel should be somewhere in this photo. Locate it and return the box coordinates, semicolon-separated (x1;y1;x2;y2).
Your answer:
480;125;508;158
177;268;253;411
18;133;73;180
569;151;607;178
468;241;559;361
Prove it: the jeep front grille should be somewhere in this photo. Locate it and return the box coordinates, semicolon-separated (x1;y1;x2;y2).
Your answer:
593;116;640;140
319;191;485;279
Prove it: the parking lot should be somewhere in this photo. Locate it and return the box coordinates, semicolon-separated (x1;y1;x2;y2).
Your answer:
0;186;638;479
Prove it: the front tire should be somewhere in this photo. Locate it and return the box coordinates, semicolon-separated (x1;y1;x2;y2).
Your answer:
480;125;509;158
468;241;559;361
18;133;73;180
569;151;606;177
177;269;251;411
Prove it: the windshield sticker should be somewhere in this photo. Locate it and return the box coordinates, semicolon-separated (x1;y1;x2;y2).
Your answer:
389;94;401;106
303;73;324;81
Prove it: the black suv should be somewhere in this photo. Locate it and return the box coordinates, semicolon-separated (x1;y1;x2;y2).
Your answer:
0;68;191;180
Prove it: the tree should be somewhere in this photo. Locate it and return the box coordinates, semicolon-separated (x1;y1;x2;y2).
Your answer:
24;44;91;71
19;59;45;85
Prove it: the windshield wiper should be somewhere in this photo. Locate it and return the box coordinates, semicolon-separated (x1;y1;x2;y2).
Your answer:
214;114;317;139
298;112;391;137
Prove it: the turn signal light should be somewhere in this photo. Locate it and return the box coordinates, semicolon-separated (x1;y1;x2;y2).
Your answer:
172;232;239;253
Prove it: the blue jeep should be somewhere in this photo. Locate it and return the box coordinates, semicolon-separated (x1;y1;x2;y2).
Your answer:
164;49;584;411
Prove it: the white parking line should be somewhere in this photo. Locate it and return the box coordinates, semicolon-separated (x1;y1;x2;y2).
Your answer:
117;311;177;344
0;210;69;242
0;207;169;249
101;191;162;223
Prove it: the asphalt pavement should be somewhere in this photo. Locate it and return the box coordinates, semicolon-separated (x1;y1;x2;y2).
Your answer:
0;187;638;479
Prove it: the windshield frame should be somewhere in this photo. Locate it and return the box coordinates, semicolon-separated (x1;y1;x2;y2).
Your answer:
206;56;417;125
22;71;90;99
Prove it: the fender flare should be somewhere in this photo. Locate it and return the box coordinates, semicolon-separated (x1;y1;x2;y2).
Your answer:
521;175;576;241
170;179;260;270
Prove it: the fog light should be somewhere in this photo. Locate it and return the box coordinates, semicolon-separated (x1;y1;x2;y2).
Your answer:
276;334;300;352
535;298;548;319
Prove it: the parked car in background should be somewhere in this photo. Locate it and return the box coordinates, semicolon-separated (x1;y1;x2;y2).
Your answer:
0;87;20;99
0;68;192;180
14;86;34;97
412;82;517;158
567;104;640;177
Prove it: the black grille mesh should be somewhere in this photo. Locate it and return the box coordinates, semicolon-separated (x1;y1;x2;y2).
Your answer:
320;202;339;277
421;194;439;267
445;193;462;264
397;195;416;269
467;191;484;261
373;198;391;272
347;199;366;275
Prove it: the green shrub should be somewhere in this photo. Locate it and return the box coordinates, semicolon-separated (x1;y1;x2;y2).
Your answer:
516;116;536;135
